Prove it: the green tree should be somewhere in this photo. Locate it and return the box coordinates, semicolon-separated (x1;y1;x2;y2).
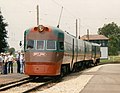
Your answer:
98;22;120;55
0;10;8;52
8;47;15;54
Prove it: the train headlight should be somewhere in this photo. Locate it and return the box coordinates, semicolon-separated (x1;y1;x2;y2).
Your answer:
38;25;44;32
33;25;50;32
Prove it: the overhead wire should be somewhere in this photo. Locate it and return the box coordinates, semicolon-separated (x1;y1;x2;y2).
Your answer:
50;0;79;19
50;0;81;37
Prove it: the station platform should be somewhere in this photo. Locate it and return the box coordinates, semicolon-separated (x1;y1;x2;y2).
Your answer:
0;73;28;85
80;64;120;93
0;63;28;85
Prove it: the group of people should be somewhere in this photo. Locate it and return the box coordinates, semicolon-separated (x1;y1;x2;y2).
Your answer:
0;51;24;74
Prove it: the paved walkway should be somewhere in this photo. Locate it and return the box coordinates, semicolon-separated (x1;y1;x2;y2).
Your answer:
80;64;120;93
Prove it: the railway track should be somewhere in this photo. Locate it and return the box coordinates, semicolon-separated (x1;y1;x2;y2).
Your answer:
0;77;61;93
0;77;32;91
0;65;99;93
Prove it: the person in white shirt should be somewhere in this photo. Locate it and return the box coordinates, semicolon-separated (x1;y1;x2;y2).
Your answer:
20;53;24;74
7;52;14;73
16;51;21;73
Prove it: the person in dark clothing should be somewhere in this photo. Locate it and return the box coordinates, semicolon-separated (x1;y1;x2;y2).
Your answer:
3;53;8;74
16;52;21;73
0;53;3;74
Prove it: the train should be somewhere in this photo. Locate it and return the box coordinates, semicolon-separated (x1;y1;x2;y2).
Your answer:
24;25;101;78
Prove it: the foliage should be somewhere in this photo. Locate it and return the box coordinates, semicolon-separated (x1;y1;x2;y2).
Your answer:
100;56;120;63
98;22;120;55
0;11;8;53
8;47;15;54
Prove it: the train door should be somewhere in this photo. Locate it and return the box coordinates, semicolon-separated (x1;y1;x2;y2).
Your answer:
75;39;78;62
70;39;74;71
92;45;96;59
84;42;86;60
94;46;97;59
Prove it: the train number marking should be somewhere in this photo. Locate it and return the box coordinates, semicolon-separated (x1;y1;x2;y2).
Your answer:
33;52;47;56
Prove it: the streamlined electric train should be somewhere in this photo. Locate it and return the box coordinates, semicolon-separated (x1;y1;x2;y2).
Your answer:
24;25;100;77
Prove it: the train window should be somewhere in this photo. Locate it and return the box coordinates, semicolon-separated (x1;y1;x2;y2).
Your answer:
37;41;44;50
59;42;64;50
46;40;56;50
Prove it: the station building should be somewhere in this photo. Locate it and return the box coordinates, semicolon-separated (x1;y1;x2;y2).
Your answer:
80;35;109;59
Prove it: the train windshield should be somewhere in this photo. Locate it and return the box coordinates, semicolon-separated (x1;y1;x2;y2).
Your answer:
27;39;35;49
25;40;57;50
37;40;44;50
46;40;56;50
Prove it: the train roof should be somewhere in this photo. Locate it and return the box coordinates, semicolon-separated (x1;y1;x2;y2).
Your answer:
24;25;76;38
81;35;109;40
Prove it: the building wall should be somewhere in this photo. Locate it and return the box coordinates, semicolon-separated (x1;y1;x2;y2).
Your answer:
100;47;108;59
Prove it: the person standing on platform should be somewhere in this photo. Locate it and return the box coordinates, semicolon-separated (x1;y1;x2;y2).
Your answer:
7;52;14;73
3;53;8;74
0;53;3;74
2;53;6;74
16;51;21;73
20;53;24;74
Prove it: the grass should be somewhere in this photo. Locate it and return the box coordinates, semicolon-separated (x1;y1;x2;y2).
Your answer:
100;56;120;64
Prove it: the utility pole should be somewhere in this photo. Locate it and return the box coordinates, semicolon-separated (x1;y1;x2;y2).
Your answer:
78;18;81;39
76;19;78;62
0;7;1;14
76;19;78;38
37;5;39;26
87;29;89;41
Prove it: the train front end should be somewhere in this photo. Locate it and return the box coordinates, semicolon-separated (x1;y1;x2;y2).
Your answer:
24;25;64;77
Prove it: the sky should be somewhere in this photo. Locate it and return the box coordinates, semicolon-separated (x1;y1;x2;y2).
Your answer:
0;0;120;50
